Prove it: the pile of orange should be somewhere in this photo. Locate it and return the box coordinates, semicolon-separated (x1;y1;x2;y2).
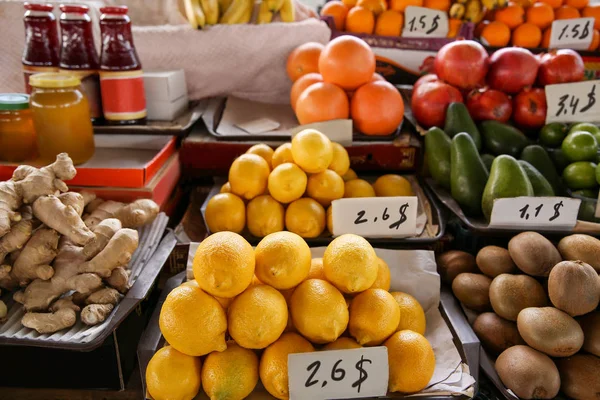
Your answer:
320;0;461;38
286;35;405;136
478;0;600;50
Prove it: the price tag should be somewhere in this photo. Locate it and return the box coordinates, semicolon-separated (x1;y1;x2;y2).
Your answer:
291;120;353;146
288;347;389;400
402;6;449;38
489;197;581;230
549;18;594;50
545;80;600;124
331;196;418;238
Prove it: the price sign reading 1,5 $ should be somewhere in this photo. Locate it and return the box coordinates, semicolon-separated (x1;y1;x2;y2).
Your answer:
402;6;449;38
549;18;594;50
545;80;600;124
288;347;389;400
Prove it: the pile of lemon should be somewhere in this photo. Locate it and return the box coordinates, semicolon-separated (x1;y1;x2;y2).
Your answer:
146;231;436;400
205;129;415;238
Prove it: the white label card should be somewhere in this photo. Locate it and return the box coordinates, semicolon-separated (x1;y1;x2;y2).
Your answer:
288;347;389;400
549;18;594;50
402;6;449;38
545;80;600;124
595;192;600;218
489;197;581;230
291;119;353;146
331;196;418;238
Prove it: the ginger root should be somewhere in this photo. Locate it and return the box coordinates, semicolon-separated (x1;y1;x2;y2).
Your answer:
21;298;80;334
11;227;59;286
82;218;122;259
0;219;32;264
85;199;159;229
33;195;94;246
106;267;130;293
12;153;76;204
79;229;139;278
81;304;114;325
0;181;22;237
84;201;125;229
86;287;121;305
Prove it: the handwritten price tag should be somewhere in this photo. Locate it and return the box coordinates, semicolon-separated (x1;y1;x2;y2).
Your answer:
402;6;449;38
288;347;389;400
331;196;418;238
489;197;581;230
549;18;594;50
545;80;600;124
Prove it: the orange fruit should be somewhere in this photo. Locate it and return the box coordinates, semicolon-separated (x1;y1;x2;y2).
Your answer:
357;0;387;15
389;0;422;12
345;6;376;34
290;73;323;111
319;35;376;91
321;1;349;30
424;0;450;11
350;81;404;136
342;0;358;8
582;4;600;29
542;27;552;47
514;0;534;6
295;82;350;125
538;0;562;8
286;42;325;82
495;2;525;29
526;2;555;29
372;73;385;81
447;18;462;38
374;10;404;36
481;21;511;46
555;5;580;18
512;22;542;47
565;0;588;9
590;29;600;50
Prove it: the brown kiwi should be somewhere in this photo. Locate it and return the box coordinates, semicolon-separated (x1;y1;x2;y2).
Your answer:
489;274;548;321
558;234;600;273
517;307;584;357
548;260;600;317
508;231;562;277
451;273;492;312
476;246;518;278
556;354;600;400
437;250;477;284
579;311;600;357
472;312;525;355
495;345;560;399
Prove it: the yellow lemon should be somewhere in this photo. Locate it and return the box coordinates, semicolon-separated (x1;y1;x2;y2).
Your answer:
249;275;264;287
246;143;274;169
220;182;231;193
268;163;307;204
213;295;234;311
285;198;326;238
246;194;285;238
146;346;201;400
328;142;350;176
373;174;414;197
290;279;349;343
306;170;345;207
228;285;288;349
229;154;270;200
204;193;245;234
255;231;312;289
342;168;358;182
291;129;333;174
349;289;401;346
370;257;391;291
159;283;227;356
260;332;315;400
272;143;294;168
323;234;378;293
391;292;426;335
201;341;259;400
326;205;334;234
385;330;435;393
307;258;325;280
192;232;255;298
322;337;362;351
344;179;376;198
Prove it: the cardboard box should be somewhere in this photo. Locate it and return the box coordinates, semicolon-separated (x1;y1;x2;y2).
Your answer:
144;70;187;103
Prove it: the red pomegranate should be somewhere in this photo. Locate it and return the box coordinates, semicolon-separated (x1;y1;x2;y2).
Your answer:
411;80;464;128
434;40;489;91
537;49;585;86
467;88;513;123
513;88;547;129
413;74;438;93
487;48;540;94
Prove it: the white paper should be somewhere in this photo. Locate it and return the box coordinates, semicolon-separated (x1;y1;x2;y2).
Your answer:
545;80;600;124
291;120;353;146
489;196;580;230
216;97;299;136
402;6;449;38
236;118;281;134
549;18;594;50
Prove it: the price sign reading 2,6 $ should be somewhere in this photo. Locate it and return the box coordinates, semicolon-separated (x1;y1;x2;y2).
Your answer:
288;347;389;400
402;6;449;38
545;80;600;124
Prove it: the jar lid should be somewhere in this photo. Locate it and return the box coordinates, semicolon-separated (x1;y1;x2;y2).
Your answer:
24;2;54;12
60;4;89;13
100;5;128;14
0;94;30;111
29;73;80;88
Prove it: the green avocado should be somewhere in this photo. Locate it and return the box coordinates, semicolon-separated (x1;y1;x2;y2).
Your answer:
480;120;530;157
450;132;489;217
425;127;452;190
481;154;495;172
520;145;565;195
444;102;482;151
518;160;555;197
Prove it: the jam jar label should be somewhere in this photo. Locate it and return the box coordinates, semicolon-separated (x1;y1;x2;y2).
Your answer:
99;70;147;121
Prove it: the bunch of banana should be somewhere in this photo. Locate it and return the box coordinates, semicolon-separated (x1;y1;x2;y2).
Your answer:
257;0;295;23
449;0;487;23
183;0;258;27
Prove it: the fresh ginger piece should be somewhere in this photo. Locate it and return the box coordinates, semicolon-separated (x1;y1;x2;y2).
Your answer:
0;220;33;264
106;267;130;293
85;198;104;214
86;287;120;305
12;153;76;204
66;273;103;295
57;192;85;216
84;200;124;229
79;191;96;208
0;300;7;321
81;304;114;325
21;307;77;334
114;199;160;228
0;265;11;280
0;181;22;237
82;218;122;259
79;229;139;278
50;297;81;313
12;227;59;286
33;195;94;246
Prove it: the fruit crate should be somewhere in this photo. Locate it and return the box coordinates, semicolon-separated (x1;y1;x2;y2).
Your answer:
138;244;480;400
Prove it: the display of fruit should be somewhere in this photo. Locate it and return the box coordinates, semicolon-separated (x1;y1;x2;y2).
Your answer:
183;0;295;27
146;231;435;400
205;129;416;238
443;231;600;399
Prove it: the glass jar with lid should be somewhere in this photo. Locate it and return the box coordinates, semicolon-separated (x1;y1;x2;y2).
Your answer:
29;73;95;165
0;94;37;162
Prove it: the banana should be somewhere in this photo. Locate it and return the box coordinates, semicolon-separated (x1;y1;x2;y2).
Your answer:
220;0;252;23
481;0;498;10
257;0;274;23
218;0;233;14
279;0;294;22
449;3;466;19
464;0;482;22
456;0;468;4
183;0;206;28
241;0;253;23
496;0;508;7
200;0;219;24
266;0;284;11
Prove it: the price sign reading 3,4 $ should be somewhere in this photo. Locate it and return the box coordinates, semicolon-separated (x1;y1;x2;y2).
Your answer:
402;6;449;38
545;80;600;124
489;197;581;230
288;347;389;400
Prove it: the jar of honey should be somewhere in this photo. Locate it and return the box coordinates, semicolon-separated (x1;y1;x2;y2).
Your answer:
0;94;37;162
29;73;95;165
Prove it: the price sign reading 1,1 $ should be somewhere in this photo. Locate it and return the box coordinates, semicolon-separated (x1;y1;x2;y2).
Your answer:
545;80;600;124
402;6;449;38
489;197;581;230
549;18;594;50
288;347;389;400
